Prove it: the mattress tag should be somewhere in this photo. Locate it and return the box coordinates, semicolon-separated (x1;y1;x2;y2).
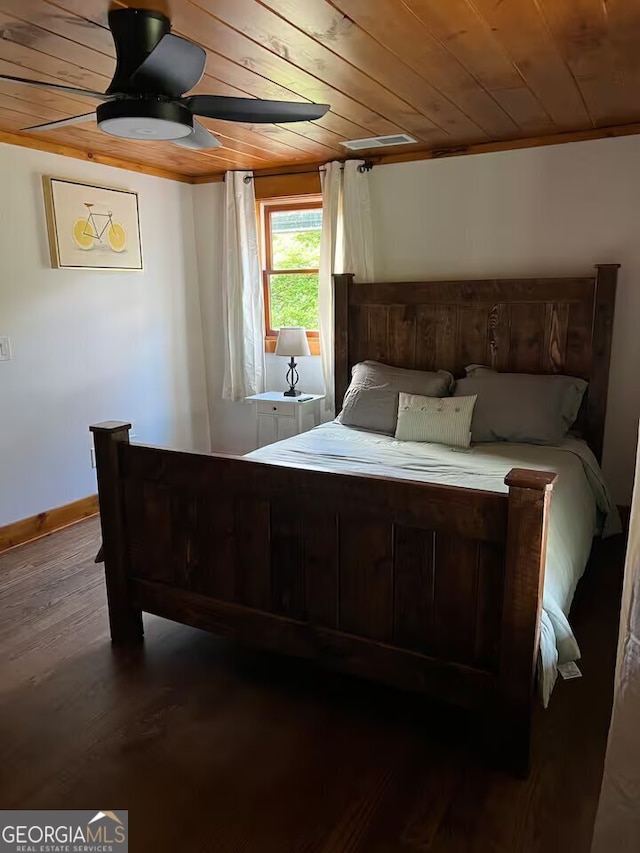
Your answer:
558;662;582;680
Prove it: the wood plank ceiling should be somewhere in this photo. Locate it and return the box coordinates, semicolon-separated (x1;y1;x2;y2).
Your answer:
0;0;639;181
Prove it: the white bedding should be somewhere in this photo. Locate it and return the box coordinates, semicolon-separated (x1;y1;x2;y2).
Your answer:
247;422;620;705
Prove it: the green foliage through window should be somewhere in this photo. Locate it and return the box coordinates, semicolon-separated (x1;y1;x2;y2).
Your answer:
266;206;322;332
270;273;319;330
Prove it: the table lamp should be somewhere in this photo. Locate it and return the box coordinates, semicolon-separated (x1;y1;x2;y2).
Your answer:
275;326;310;397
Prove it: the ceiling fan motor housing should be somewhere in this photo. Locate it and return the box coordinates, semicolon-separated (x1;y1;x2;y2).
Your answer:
107;8;172;96
97;98;194;141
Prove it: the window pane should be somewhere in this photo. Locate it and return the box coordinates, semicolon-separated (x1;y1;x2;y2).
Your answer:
270;207;322;269
269;273;319;331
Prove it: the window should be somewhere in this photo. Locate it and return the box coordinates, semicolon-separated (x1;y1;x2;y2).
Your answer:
260;197;322;354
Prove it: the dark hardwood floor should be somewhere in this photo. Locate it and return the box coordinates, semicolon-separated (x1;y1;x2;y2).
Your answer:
0;518;624;852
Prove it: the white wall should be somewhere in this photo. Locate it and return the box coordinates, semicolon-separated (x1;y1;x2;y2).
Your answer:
0;143;209;527
368;134;640;504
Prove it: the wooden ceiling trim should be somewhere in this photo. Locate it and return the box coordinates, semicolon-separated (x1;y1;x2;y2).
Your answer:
192;119;640;185
0;129;194;182
269;0;518;140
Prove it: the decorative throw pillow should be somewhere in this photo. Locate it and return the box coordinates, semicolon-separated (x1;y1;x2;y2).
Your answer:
338;361;454;435
454;365;587;444
394;393;477;448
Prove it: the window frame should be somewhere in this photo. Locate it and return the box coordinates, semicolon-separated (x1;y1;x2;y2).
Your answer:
259;196;322;355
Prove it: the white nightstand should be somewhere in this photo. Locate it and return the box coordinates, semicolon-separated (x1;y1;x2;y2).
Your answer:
245;391;324;448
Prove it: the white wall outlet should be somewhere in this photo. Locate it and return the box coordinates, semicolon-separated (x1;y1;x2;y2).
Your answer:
90;447;96;469
0;336;12;361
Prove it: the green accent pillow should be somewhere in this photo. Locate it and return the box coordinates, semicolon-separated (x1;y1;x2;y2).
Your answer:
395;393;477;448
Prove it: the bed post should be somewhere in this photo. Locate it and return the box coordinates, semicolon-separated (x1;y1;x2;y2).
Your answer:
333;273;353;414
90;421;143;645
500;467;557;776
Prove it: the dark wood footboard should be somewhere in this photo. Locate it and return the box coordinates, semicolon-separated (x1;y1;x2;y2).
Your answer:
91;421;556;775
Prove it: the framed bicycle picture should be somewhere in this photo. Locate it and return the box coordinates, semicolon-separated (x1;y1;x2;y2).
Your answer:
43;176;143;270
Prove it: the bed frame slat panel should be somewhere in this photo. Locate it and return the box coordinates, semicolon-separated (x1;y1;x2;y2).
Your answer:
392;525;435;651
509;303;546;372
304;510;339;629
488;303;512;371
367;305;390;364
271;502;305;619
235;497;271;610
339;516;394;642
388;305;417;368
192;495;236;600
433;535;480;665
348;305;369;369
458;304;490;369
543;303;569;373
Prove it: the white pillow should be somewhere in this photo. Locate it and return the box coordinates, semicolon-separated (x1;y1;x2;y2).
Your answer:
395;393;477;448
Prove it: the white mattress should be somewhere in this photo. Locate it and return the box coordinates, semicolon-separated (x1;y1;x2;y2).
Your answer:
247;422;620;705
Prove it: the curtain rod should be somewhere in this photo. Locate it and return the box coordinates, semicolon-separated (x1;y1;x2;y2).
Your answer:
232;160;374;184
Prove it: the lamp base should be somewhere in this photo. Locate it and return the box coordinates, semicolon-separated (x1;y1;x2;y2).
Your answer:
284;357;301;397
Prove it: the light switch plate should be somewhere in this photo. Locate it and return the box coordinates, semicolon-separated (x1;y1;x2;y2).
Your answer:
0;336;11;361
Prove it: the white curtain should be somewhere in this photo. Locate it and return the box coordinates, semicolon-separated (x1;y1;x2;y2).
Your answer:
318;160;374;415
592;423;640;851
221;171;265;401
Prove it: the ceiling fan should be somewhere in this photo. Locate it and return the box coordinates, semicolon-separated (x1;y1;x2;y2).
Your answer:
0;7;330;150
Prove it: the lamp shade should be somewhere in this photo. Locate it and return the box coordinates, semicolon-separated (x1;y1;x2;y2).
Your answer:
275;326;310;357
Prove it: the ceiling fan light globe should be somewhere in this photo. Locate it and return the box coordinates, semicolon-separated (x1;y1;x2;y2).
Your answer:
99;116;192;140
96;99;193;141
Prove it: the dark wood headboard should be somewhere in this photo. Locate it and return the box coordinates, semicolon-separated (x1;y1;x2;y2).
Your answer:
333;265;618;462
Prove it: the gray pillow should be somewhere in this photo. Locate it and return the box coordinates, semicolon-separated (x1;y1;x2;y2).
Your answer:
338;361;454;435
454;365;587;444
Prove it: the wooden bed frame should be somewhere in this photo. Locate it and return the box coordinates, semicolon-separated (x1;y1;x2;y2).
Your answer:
91;264;618;775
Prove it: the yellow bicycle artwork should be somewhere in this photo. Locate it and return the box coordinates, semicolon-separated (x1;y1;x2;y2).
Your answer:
72;203;127;253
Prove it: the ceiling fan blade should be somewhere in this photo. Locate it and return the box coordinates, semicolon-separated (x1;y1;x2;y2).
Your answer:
128;33;206;98
0;73;107;101
184;95;330;123
21;113;96;132
171;120;220;150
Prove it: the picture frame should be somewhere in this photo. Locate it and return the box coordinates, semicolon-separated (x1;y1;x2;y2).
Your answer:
43;176;143;271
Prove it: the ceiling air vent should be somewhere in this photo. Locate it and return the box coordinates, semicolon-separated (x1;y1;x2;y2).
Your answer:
341;133;417;150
